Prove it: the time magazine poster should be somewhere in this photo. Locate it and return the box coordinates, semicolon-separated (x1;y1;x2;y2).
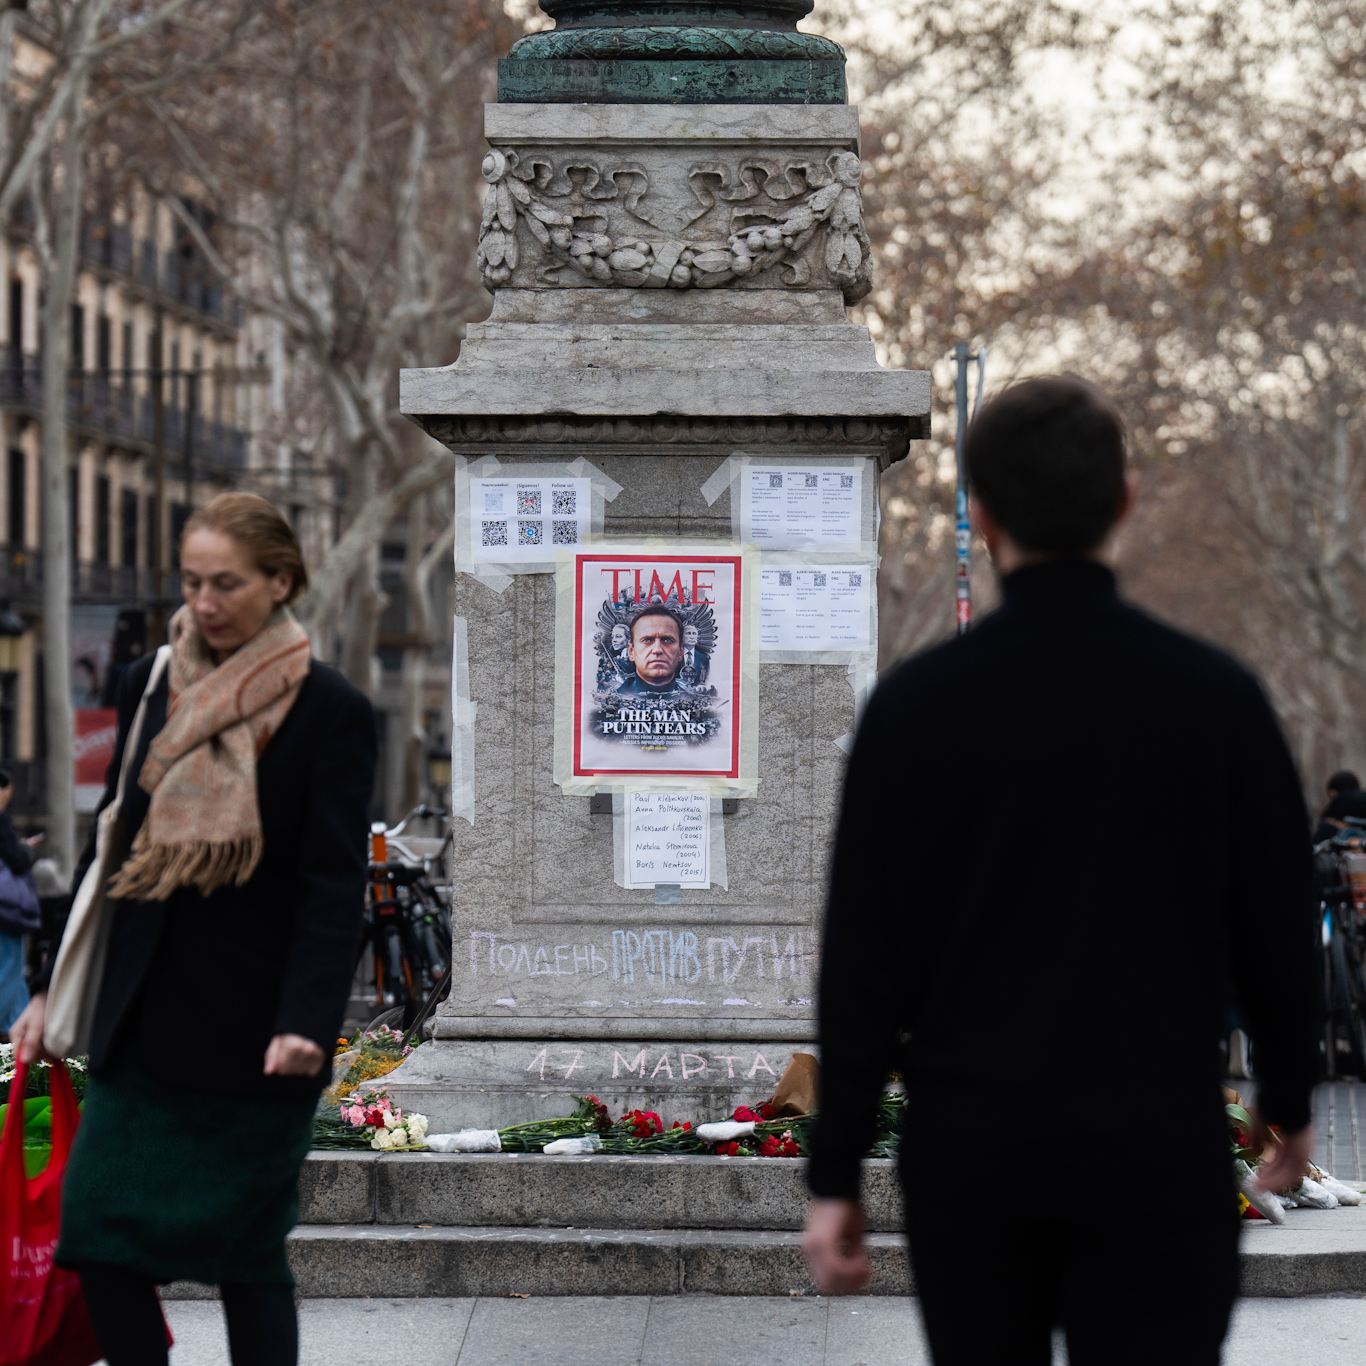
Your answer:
565;549;745;783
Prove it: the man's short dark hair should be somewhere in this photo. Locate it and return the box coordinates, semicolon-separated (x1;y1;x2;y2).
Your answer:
626;604;683;641
966;375;1127;555
1329;770;1360;795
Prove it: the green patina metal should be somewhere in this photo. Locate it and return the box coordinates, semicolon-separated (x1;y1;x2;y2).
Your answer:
538;0;814;29
499;0;844;104
497;57;844;104
507;26;843;62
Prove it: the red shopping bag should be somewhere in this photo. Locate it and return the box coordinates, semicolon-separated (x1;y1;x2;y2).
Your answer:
0;1060;101;1366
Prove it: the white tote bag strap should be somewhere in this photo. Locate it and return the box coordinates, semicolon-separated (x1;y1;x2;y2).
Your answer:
108;643;171;820
43;644;172;1057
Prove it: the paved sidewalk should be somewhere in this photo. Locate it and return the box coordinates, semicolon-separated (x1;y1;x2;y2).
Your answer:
151;1293;1366;1365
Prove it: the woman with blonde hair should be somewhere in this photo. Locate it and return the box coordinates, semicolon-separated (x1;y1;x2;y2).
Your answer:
12;492;377;1366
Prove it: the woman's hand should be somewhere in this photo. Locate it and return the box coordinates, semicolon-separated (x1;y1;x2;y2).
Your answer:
263;1033;327;1077
10;992;53;1065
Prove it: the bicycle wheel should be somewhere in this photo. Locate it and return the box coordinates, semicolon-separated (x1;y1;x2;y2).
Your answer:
1329;931;1366;1079
379;923;413;1011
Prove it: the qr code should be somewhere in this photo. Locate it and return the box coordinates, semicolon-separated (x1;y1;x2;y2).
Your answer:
552;519;578;545
778;571;792;587
839;474;854;489
804;474;818;488
483;489;504;511
848;573;862;587
552;489;577;515
517;489;542;515
481;520;508;547
518;520;542;546
768;473;783;489
812;572;827;588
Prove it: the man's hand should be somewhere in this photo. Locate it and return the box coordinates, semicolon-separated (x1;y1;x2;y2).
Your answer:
263;1033;326;1077
10;992;53;1065
1251;1117;1314;1194
803;1198;871;1295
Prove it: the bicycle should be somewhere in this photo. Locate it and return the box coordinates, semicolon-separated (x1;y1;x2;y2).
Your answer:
1314;820;1366;1080
358;804;453;1029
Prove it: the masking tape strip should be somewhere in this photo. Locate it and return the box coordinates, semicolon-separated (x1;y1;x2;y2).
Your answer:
450;615;478;824
453;455;621;585
610;785;729;891
700;453;741;507
835;656;880;756
554;537;760;799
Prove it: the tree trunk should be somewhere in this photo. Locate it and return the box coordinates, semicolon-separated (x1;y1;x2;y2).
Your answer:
342;547;384;697
39;95;86;883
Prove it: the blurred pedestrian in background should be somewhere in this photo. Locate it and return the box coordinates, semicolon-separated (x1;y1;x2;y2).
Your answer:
0;766;43;1038
11;493;377;1366
1313;770;1366;844
804;377;1321;1365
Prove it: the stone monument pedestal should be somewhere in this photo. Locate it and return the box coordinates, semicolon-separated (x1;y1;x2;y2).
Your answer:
387;7;927;1133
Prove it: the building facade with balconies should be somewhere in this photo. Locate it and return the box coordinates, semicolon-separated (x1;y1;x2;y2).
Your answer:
0;25;343;822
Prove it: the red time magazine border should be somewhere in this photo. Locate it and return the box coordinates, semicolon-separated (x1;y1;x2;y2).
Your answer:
573;552;743;780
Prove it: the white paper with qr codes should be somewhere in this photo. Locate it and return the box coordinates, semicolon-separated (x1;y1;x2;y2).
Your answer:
624;792;710;889
760;566;871;651
472;477;591;563
741;465;863;548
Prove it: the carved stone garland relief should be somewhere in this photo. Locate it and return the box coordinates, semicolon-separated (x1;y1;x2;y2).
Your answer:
476;147;873;304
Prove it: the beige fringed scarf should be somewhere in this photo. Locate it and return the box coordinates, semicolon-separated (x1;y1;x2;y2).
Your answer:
107;604;311;901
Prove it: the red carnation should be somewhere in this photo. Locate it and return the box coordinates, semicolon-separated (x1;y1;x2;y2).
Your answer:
757;1103;776;1121
757;1136;781;1157
621;1108;663;1139
720;1141;741;1156
733;1106;760;1122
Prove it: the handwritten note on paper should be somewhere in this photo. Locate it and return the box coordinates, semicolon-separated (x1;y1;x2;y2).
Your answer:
759;566;871;652
626;792;709;889
742;465;863;549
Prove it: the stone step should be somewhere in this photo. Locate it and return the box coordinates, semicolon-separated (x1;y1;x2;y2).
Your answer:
299;1152;902;1232
159;1215;1366;1301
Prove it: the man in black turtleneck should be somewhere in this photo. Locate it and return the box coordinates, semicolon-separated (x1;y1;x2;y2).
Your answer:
803;376;1320;1365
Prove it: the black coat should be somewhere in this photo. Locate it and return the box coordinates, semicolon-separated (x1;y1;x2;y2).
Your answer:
807;561;1321;1202
45;650;377;1099
0;809;35;877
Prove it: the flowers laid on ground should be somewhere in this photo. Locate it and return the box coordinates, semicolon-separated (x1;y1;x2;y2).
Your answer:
312;1080;913;1160
732;1105;775;1123
1226;1090;1362;1222
437;1094;822;1158
308;1050;904;1163
312;1088;429;1151
621;1109;663;1138
325;1025;414;1102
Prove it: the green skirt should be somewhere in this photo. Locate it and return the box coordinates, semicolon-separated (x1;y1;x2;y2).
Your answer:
57;1060;317;1286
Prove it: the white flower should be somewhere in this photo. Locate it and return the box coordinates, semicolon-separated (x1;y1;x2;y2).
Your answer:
406;1114;428;1139
383;1110;403;1130
371;1129;395;1150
